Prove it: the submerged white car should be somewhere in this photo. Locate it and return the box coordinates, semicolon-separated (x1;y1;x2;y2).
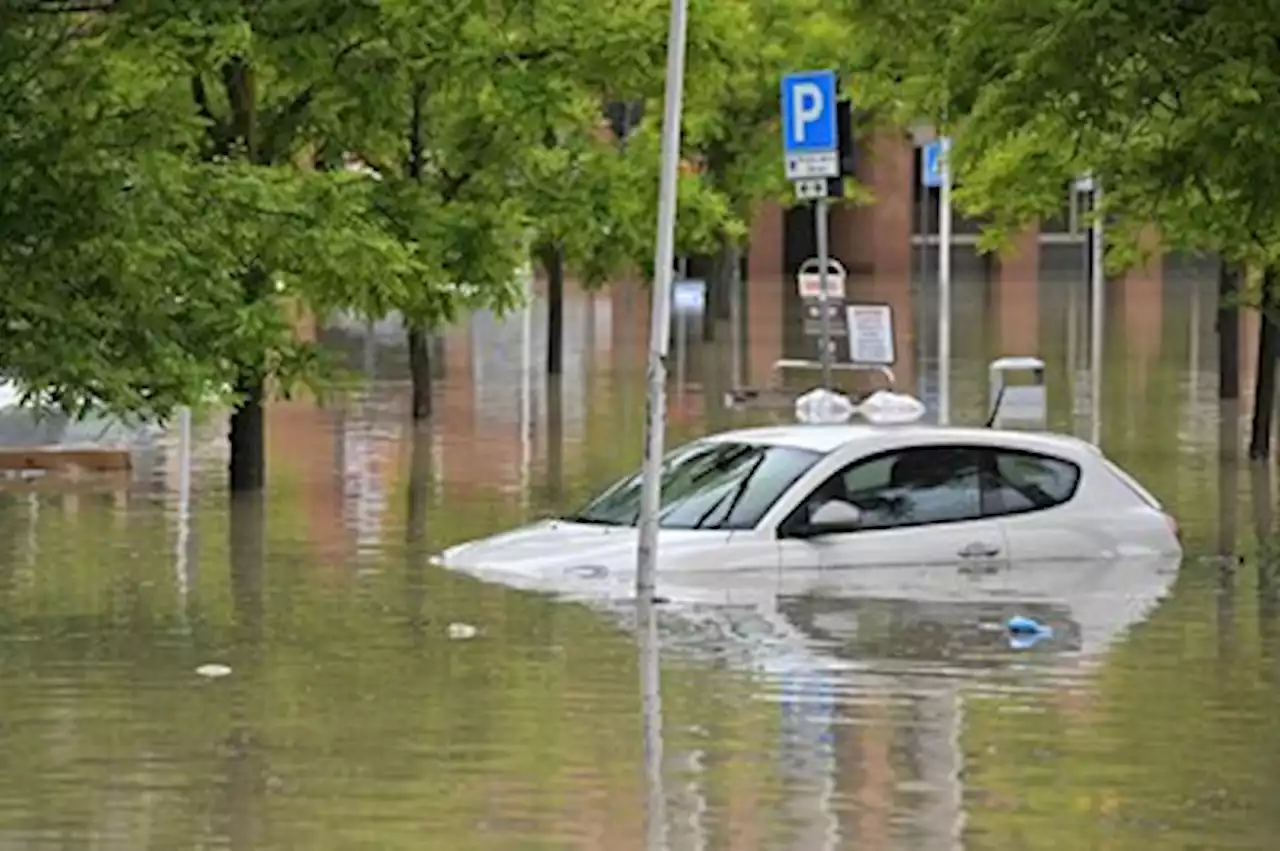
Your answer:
436;411;1182;598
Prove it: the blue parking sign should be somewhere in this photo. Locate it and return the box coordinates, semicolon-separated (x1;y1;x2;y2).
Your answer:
781;70;839;180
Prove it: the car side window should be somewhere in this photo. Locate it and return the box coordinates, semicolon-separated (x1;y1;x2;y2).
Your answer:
797;446;984;531
985;450;1080;515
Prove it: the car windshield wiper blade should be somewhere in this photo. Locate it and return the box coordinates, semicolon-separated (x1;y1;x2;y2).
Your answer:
561;513;627;526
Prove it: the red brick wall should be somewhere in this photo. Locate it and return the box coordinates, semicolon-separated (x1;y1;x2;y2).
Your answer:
994;226;1041;356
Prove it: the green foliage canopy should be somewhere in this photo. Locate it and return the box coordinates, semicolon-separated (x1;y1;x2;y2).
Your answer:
846;0;1280;269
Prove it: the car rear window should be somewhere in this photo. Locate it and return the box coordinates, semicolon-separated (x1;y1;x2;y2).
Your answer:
977;449;1081;517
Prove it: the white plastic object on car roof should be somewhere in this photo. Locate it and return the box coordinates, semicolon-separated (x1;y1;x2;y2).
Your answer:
794;388;856;424
857;390;927;424
793;388;926;426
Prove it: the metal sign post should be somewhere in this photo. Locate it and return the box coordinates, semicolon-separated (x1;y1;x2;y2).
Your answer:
1089;177;1104;446
922;137;952;424
781;70;841;389
815;199;834;387
635;0;689;602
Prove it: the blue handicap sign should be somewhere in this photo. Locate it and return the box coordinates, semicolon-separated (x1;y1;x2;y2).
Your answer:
921;138;949;188
781;70;838;155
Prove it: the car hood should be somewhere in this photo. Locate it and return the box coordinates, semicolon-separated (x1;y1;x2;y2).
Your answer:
437;519;735;586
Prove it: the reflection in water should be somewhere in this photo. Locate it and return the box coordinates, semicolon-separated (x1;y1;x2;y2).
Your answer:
6;273;1280;849
230;494;266;646
637;595;668;851
1218;403;1240;664
405;423;433;639
221;495;267;851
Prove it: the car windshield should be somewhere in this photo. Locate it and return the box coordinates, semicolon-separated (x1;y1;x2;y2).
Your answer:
564;440;823;530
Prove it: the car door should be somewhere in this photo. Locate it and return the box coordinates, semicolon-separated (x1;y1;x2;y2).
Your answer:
782;445;1010;596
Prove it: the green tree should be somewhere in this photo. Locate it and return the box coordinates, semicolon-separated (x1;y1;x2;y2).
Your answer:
845;0;1280;451
678;0;858;343
843;0;1280;263
310;0;728;401
0;1;527;487
0;6;300;420
499;0;730;377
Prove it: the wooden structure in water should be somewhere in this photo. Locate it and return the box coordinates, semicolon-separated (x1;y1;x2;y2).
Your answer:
0;447;131;473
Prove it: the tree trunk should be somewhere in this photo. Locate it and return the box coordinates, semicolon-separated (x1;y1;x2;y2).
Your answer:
1249;269;1278;460
403;81;434;421
546;375;564;503
228;372;266;492
408;325;432;420
228;262;270;492
222;56;268;494
701;252;719;343
1219;259;1240;400
717;238;736;333
544;243;565;375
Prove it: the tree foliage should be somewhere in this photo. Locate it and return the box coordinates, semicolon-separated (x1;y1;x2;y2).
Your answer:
0;0;873;430
846;0;1280;269
682;0;858;242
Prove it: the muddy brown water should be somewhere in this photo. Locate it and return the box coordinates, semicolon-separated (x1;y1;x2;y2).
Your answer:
0;275;1274;850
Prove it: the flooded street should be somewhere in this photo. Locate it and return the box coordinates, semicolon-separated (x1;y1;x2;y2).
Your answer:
0;268;1275;850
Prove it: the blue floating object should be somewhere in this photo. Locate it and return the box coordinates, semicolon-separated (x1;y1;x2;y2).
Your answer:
1006;615;1047;634
1005;615;1053;649
1009;630;1053;650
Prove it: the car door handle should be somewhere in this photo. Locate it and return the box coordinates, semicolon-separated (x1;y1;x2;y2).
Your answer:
958;542;1001;558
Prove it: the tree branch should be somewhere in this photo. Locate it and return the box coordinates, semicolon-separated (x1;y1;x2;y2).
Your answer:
13;0;114;12
258;36;371;164
191;75;230;155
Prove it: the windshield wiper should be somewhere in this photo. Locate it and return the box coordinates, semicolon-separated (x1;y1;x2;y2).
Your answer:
691;455;765;529
561;513;624;525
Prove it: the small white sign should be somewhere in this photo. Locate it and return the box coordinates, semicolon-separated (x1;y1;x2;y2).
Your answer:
797;273;846;300
793;178;827;200
672;278;706;312
846;304;895;365
785;151;839;180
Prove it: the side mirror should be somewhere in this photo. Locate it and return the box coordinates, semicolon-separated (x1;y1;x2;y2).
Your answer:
790;500;862;538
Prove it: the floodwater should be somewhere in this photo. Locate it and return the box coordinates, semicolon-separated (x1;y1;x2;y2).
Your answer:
0;266;1275;850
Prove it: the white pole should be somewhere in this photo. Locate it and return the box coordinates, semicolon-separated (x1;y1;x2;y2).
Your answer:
174;406;192;605
938;138;952;425
519;262;533;509
635;0;689;600
1090;181;1105;446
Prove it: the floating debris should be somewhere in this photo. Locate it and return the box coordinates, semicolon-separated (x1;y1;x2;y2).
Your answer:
1006;616;1048;635
447;623;478;640
195;663;233;678
1005;616;1053;650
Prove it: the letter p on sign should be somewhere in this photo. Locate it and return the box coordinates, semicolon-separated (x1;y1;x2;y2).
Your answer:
780;70;837;157
791;83;823;143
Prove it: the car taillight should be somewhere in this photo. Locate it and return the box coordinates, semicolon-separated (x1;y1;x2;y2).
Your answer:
1164;512;1181;541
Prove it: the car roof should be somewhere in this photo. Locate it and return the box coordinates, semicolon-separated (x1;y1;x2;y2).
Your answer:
699;423;1101;458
